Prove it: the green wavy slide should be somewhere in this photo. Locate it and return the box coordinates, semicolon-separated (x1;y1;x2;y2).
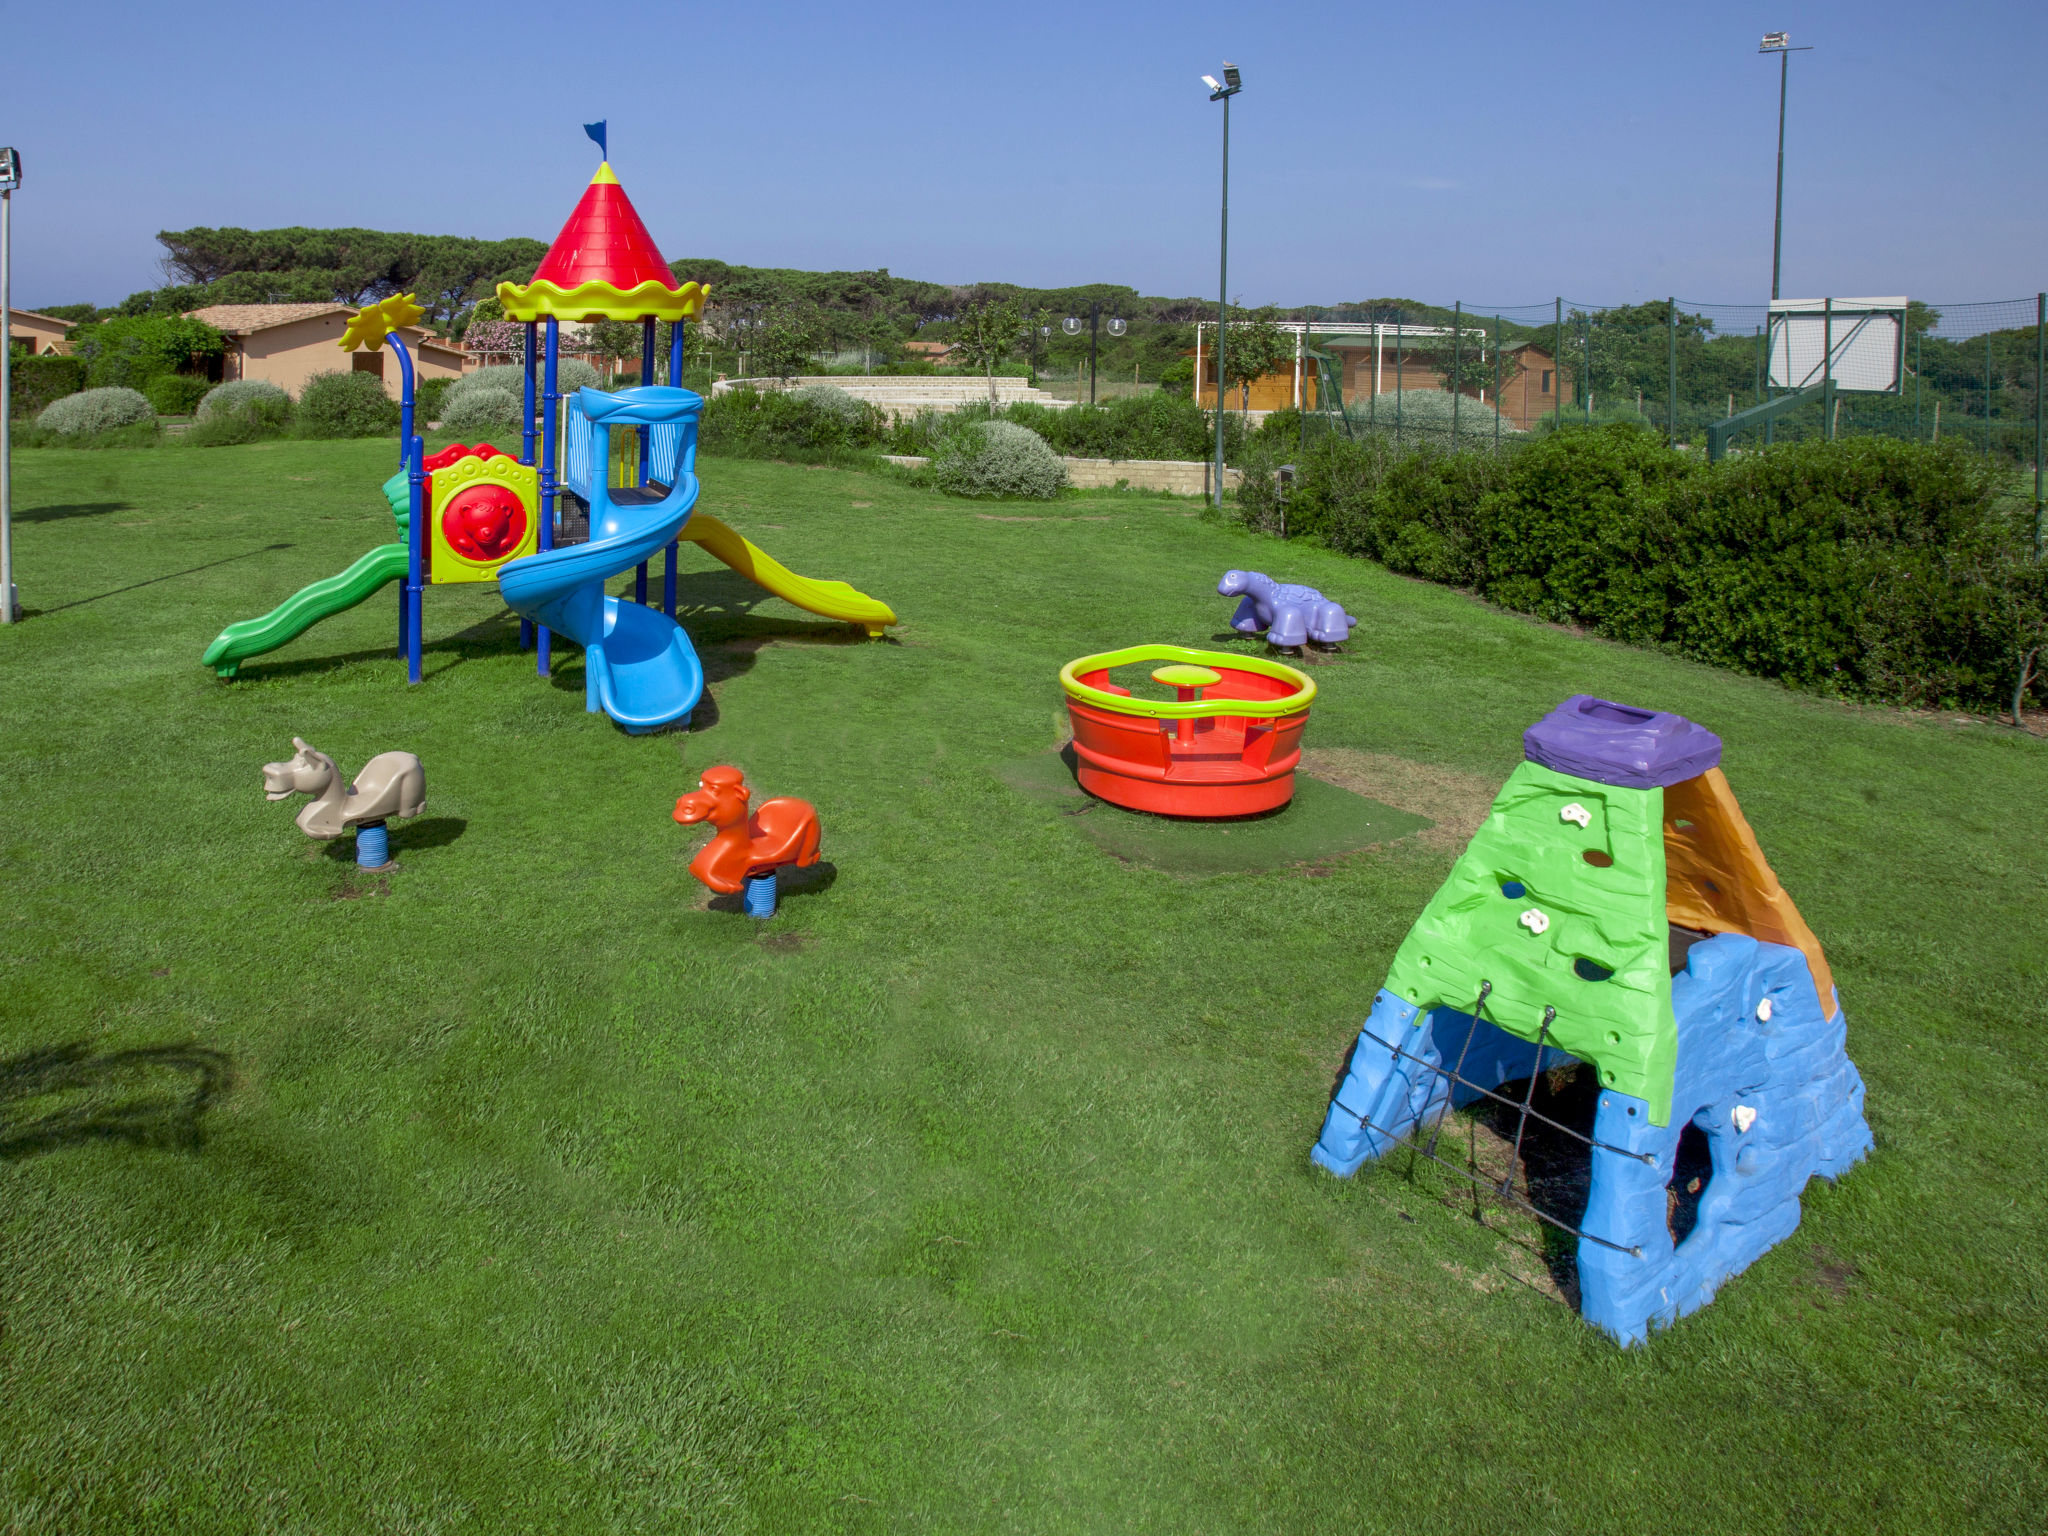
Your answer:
201;542;409;678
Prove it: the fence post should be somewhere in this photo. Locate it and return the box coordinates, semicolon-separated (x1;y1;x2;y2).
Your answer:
1666;296;1677;448
2035;292;2044;559
1493;314;1503;454
1914;329;1922;439
1584;312;1593;421
1395;313;1404;445
1985;331;1994;459
1452;300;1462;447
1822;298;1834;442
1554;297;1562;427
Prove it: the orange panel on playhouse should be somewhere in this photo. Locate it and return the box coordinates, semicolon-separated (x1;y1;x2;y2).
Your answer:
425;443;538;584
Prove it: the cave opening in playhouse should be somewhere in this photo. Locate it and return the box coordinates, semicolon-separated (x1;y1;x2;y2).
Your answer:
1311;695;1874;1344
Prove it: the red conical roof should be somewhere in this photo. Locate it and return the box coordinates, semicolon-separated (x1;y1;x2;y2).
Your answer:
530;163;678;293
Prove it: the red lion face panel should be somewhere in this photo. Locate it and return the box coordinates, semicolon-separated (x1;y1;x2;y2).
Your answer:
441;483;529;563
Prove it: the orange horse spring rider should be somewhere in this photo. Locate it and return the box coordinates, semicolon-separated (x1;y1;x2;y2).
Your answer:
672;766;821;918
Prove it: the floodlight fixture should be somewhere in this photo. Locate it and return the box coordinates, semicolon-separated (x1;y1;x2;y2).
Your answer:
1759;31;1789;51
1222;63;1241;89
0;148;18;193
1202;74;1221;91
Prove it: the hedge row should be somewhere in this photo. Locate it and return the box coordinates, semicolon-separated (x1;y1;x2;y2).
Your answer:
9;355;88;418
1239;424;2046;714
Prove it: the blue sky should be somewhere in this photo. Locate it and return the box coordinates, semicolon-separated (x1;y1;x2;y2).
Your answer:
8;0;2044;312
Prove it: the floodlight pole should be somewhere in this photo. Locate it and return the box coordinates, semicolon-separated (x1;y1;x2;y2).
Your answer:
1;182;13;623
1761;37;1812;302
1207;68;1242;510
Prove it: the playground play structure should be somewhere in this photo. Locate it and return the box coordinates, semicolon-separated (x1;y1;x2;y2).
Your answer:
1311;695;1872;1344
1060;644;1316;817
201;160;896;731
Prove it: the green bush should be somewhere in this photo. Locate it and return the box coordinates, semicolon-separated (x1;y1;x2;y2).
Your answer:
67;315;224;391
415;376;452;423
931;419;1067;499
1247;423;2036;711
296;371;400;439
37;386;157;436
189;380;293;446
1345;388;1523;447
440;386;520;437
8;355;87;418
444;359;599;418
1000;392;1245;464
700;385;888;461
145;374;212;416
197;380;291;420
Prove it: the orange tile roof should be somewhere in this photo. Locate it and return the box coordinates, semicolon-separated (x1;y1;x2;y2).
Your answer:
183;303;353;334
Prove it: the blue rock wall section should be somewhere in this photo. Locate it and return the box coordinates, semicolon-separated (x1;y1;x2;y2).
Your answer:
1312;934;1872;1345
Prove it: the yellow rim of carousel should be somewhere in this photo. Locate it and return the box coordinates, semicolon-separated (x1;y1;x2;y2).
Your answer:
1060;645;1317;720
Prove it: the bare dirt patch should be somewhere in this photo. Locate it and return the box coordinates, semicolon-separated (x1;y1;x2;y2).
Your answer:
1302;750;1497;850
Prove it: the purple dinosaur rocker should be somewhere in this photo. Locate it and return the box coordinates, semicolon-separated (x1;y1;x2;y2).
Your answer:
1218;570;1357;648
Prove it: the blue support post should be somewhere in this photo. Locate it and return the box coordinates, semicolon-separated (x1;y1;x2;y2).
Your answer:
664;318;685;618
538;318;559;678
635;315;655;604
520;320;538;650
386;330;425;685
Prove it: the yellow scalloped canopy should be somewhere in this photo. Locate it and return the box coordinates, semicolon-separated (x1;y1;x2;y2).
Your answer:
495;277;708;323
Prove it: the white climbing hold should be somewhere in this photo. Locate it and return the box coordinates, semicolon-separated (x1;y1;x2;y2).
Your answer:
1559;802;1592;829
1732;1105;1758;1134
1756;998;1774;1023
1519;909;1550;936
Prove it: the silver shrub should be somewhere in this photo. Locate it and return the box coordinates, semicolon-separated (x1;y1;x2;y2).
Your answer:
37;386;156;435
197;380;291;420
932;419;1067;499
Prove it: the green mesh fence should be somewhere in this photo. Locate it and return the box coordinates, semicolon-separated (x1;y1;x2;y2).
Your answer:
1296;294;2046;478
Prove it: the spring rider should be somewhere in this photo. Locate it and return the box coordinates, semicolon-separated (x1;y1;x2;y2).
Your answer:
262;737;425;870
673;766;822;917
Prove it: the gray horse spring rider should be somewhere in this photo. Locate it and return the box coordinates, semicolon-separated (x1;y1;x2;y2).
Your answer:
1218;570;1357;649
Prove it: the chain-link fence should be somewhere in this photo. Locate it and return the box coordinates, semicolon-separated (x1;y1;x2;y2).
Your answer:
1297;294;2046;475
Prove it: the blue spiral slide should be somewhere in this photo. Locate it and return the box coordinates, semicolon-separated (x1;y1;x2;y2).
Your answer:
498;386;706;733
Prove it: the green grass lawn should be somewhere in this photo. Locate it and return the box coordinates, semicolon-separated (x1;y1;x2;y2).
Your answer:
2;439;2043;1533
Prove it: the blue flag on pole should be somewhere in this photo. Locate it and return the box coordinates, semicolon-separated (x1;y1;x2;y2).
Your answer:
583;120;608;161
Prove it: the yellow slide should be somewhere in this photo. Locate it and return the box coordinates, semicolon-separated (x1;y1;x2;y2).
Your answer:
679;513;897;636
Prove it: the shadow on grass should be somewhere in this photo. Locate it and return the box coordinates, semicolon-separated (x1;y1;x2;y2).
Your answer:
232;607;520;684
19;500;130;524
0;1042;232;1161
319;817;468;862
702;860;839;915
30;542;296;618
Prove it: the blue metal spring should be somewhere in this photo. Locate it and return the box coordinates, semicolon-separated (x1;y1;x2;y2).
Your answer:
356;821;390;869
743;872;777;918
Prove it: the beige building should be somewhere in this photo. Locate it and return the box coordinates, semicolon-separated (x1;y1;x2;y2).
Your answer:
9;308;78;355
184;304;467;399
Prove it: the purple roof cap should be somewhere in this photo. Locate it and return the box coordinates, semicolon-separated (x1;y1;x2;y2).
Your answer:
1522;695;1723;789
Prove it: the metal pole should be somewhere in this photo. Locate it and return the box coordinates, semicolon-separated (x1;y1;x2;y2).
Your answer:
1089;300;1100;407
538;318;559;678
1985;331;1993;460
1823;298;1834;442
1554;298;1562;427
1394;314;1403;444
1772;48;1788;301
667;316;686;618
1667;296;1678;448
1452;301;1463;446
2035;292;2044;558
636;315;654;605
1493;315;1502;453
1584;311;1593;422
1212;94;1229;510
1914;329;1922;439
0;186;13;623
